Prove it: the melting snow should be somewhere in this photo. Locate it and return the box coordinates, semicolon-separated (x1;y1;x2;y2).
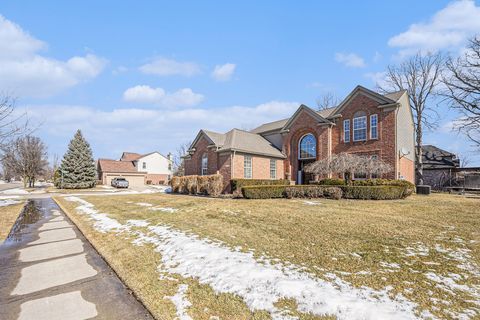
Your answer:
136;202;153;207
0;199;20;207
66;197;429;319
127;220;149;227
2;188;29;195
303;201;320;205
65;196;127;233
164;284;192;320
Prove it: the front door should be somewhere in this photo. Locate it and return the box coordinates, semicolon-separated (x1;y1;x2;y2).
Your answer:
298;159;314;185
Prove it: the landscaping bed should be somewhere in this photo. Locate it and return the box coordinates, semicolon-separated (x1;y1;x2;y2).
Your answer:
55;193;480;319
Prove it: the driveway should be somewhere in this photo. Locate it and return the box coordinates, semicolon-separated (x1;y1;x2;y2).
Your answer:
0;198;153;320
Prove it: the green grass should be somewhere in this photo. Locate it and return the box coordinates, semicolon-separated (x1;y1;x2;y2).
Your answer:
56;193;480;319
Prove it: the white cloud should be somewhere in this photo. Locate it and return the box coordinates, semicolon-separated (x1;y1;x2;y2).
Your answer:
123;85;204;107
364;71;387;86
139;57;201;77
0;15;106;98
211;63;236;81
388;0;480;57
334;52;366;68
23;100;299;159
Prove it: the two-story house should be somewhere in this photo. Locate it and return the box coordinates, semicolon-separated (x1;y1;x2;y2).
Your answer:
183;86;415;192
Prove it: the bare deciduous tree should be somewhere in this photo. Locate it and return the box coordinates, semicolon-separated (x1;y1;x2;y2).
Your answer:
442;36;480;148
305;153;392;185
377;52;445;184
316;91;340;111
3;136;48;187
0;94;28;149
173;141;192;176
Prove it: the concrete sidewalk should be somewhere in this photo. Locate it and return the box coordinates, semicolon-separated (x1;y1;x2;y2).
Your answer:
0;198;153;320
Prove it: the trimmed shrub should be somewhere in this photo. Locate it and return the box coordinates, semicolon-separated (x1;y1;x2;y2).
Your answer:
170;174;224;196
197;174;223;197
339;185;408;200
241;185;287;199
285;185;325;198
323;187;343;200
313;178;345;186
231;179;289;193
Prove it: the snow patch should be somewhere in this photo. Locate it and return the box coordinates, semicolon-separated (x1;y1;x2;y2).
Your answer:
65;196;127;233
127;220;149;227
303;201;320;206
2;188;28;195
136;202;153;207
0;199;20;207
144;225;419;319
164;284;192;320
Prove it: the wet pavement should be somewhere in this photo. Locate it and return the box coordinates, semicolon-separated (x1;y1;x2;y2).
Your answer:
0;198;154;320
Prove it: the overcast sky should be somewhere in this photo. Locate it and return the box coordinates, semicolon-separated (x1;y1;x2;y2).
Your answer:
1;0;479;164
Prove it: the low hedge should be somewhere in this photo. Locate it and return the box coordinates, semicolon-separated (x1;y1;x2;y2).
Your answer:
242;184;410;200
231;178;289;193
339;185;409;200
241;185;287;199
242;185;343;200
313;178;415;196
171;174;223;196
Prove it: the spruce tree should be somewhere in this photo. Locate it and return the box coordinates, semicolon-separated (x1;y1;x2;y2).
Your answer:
58;130;96;189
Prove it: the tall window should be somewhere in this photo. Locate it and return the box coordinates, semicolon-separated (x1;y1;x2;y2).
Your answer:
353;112;367;141
371;155;379;178
201;153;208;175
244;155;252;178
343;119;350;143
142;162;146;169
299;134;316;159
370;114;378;139
270;159;276;179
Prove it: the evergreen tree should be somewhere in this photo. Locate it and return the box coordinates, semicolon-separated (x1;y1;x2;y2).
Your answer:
58;130;96;189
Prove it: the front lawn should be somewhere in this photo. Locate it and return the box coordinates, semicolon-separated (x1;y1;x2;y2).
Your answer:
55;193;480;319
0;200;25;241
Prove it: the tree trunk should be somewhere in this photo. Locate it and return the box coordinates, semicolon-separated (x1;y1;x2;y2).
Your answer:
415;120;424;185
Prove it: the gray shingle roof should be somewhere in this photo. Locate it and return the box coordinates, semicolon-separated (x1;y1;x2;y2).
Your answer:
383;90;406;102
422;145;460;169
203;130;226;146
219;129;285;158
251;106;336;134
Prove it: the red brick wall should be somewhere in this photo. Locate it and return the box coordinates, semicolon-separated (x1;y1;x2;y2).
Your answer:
330;94;397;179
232;153;284;180
183;135;233;192
282;109;330;182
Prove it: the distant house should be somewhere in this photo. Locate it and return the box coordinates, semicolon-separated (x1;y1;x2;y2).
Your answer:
422;145;460;189
97;151;172;187
183;85;415;192
422;145;480;190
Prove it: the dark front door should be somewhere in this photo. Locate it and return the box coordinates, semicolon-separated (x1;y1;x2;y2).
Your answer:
298;159;315;184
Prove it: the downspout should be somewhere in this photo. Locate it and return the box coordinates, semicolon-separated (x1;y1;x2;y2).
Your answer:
232;150;236;179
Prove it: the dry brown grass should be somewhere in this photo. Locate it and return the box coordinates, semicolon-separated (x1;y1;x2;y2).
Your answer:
55;193;480;319
0;202;25;241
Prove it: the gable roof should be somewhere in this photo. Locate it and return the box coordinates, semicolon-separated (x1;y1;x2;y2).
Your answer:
120;152;142;161
251;106;337;134
330;85;397;116
188;128;285;158
384;90;407;102
281;104;333;132
220;129;285;158
98;158;146;173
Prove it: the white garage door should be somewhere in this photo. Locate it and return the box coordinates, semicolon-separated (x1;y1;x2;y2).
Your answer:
106;174;145;188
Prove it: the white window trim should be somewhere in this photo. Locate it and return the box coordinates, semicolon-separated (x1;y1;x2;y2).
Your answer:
270;159;276;179
343;119;350;143
298;133;317;160
244;155;252;179
370;114;378;140
353;116;367;142
201;154;208;176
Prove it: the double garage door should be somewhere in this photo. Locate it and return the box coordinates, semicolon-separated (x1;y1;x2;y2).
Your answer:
105;174;145;188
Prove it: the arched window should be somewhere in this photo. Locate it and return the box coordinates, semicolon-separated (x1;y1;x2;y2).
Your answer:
201;153;208;175
298;134;316;159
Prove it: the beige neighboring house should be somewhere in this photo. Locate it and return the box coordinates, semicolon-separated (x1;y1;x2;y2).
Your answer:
97;151;173;187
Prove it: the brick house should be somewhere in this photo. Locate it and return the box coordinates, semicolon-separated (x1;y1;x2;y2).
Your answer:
183;86;415;192
98;151;173;187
